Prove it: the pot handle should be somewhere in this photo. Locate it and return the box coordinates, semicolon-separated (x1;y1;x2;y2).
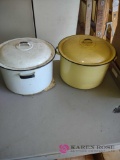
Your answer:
55;47;60;55
113;56;117;61
19;72;35;79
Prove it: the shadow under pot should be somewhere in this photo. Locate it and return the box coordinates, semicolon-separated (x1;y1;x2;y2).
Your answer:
0;38;55;95
58;35;116;89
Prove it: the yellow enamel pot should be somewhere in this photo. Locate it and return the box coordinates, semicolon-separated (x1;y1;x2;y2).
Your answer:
58;35;116;89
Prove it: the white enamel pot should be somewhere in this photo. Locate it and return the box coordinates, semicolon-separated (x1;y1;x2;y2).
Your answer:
0;38;55;95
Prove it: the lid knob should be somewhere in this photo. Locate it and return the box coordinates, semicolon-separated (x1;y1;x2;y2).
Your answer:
81;38;95;47
16;41;33;51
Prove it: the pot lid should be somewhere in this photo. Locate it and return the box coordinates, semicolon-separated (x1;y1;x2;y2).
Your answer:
0;38;55;70
58;35;116;65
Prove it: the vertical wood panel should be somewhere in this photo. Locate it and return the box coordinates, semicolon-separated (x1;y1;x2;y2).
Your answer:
85;0;92;35
96;0;109;38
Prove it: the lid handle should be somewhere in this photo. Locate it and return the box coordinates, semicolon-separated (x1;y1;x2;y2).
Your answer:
16;41;33;51
82;38;93;43
81;38;94;47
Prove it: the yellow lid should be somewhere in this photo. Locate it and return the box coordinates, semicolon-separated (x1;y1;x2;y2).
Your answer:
58;35;116;65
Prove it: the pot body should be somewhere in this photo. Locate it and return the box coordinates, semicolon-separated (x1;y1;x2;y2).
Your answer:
60;57;109;89
0;61;53;95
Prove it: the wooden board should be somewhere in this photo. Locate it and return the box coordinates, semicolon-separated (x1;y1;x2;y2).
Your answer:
85;0;92;35
103;150;120;160
111;0;119;42
94;150;120;160
58;155;94;160
96;0;109;38
112;1;120;68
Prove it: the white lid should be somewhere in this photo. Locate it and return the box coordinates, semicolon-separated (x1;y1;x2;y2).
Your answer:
0;38;55;70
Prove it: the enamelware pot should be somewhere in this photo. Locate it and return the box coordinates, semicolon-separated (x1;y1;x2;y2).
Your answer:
0;38;55;95
58;35;116;89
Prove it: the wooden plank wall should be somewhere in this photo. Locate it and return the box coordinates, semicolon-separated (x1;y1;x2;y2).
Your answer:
77;0;120;67
112;3;120;68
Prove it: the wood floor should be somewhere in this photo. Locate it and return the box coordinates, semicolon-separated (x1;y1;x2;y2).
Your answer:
58;150;120;160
